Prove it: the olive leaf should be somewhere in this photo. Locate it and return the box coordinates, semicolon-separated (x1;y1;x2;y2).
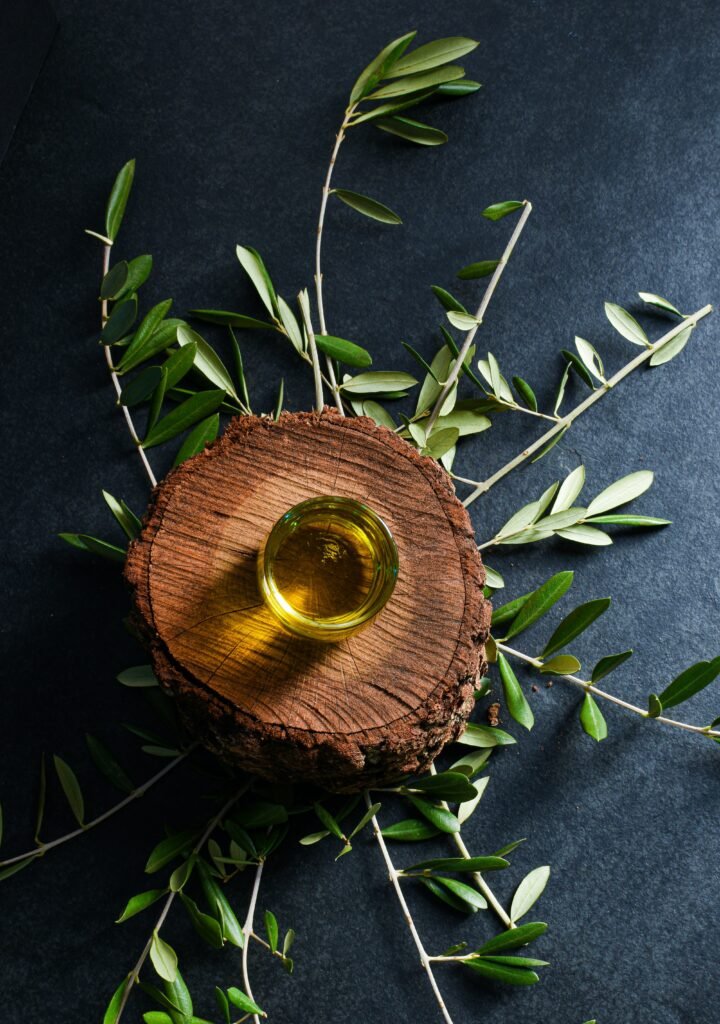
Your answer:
497;653;534;731
541;598;611;658
502;572;574;641
482;200;524;221
387;37;478;76
149;931;178;983
649;324;693;366
457;259;500;280
366;65;466;101
579;693;607;741
604;301;649;347
510;866;551;922
105;158;135;242
236;245;279;316
349;31;417;104
53;755;85;826
143;390;225;449
375;116;448;146
331;189;402;224
177;324;239;400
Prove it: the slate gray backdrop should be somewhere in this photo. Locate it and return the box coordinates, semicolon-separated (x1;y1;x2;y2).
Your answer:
1;1;719;1022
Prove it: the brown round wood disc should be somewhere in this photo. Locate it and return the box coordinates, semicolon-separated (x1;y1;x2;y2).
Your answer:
125;409;491;790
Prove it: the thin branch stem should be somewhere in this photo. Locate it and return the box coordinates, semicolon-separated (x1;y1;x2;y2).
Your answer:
115;786;246;1022
100;244;158;487
427;764;513;928
242;859;265;1024
462;305;713;507
299;291;325;413
496;641;720;738
425;200;534;434
0;745;196;871
314;109;356;415
364;792;455;1024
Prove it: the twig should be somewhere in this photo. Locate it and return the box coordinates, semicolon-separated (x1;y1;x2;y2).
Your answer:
495;641;720;738
0;746;195;871
364;792;455;1024
314;109;357;415
242;860;265;1024
425;201;533;434
427;764;513;928
298;290;325;413
100;244;158;487
462;305;713;507
115;787;246;1022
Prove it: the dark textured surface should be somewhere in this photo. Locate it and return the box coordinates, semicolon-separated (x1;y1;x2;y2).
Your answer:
1;2;719;1022
0;0;57;164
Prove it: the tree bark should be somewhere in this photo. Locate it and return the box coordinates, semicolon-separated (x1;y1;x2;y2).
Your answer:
125;409;491;791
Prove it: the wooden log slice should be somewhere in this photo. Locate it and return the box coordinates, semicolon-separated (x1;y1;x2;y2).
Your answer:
125;409;491;791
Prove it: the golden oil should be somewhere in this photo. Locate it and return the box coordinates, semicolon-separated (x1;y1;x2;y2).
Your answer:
257;496;399;642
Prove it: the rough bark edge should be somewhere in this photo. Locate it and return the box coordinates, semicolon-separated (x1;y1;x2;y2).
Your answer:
125;409;491;791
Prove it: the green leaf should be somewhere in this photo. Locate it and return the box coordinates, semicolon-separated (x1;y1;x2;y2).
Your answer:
143;390;224;449
115;254;153;300
189;309;275;330
381;819;440;841
450;747;493;777
233;800;288;829
149;931;177;983
541;598;611;658
649;324;693;366
236;245;278;316
421;875;487;912
482;201;524;221
145;830;197;873
120;299;173;369
511;375;537;411
561;348;595;389
103;977;130;1024
102;490;141;540
105;159;135;241
591;650;632;682
497;653;534;730
215;986;231;1024
430;285;467;313
142;1013;173;1024
119;365;162;407
409;771;478;803
86;734;134;794
407;855;507;873
145;364;168;436
314;334;373;367
579;693;607;741
196;860;244;947
457;776;490;825
367;65;465;100
459;723;517;748
540;654;581;675
349;801;381;839
491;591;533;627
407;795;460;834
350;90;438;124
173;413;220;466
341;370;417;395
161;341;198;391
332;188;402;225
437;79;482;96
638;291;682;316
503;572;574;641
117;664;158;688
586;470;654;517
604;301;649;347
476;921;548;955
362;401;395;429
585;514;670;527
101;260;129;301
264;910;279;953
313;802;344;840
510;866;550;922
388;37;478;76
575;336;605;382
447;310;479;330
647;693;663;718
169;856;196;892
484;565;504;590
424;426;459;460
657;658;720;710
556;524;612;546
177;324;239;400
59;532;126;562
552;465;586;513
415;344;452;413
117;318;186;373
116;889;166;923
375;116;447;146
227;988;264;1016
463;959;540;986
0;857;35;882
53;755;84;825
101;295;138;344
180;892;224;948
349;31;417;104
276;296;305;354
457;259;499;280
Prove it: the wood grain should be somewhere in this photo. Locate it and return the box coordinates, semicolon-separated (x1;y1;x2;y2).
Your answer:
125;409;491;790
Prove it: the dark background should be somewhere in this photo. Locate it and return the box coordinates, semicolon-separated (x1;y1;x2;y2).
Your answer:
1;1;719;1022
